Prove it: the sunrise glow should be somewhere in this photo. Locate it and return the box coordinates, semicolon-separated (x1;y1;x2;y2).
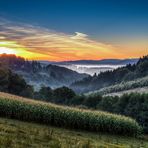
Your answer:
0;47;17;55
0;20;147;61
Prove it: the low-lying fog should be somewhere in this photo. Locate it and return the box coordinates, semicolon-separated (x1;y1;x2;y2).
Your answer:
56;64;125;76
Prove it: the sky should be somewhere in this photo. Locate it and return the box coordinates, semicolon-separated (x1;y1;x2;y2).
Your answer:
0;0;148;61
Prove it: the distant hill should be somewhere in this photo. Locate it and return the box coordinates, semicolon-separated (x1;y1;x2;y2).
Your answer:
39;58;139;76
53;58;138;65
70;55;148;93
0;54;88;90
38;60;56;66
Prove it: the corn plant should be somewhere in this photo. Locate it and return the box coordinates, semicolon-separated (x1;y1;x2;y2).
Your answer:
0;93;142;136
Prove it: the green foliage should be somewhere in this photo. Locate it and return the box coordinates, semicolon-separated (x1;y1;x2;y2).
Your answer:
53;86;76;104
19;85;34;98
34;86;76;104
0;67;9;91
70;95;85;106
83;95;102;109
0;66;34;98
97;96;119;112
77;93;148;133
0;95;142;136
66;93;148;134
8;73;27;95
35;86;53;101
99;93;148;133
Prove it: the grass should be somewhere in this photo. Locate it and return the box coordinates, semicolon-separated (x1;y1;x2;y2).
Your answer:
0;92;142;136
86;76;148;96
0;117;148;148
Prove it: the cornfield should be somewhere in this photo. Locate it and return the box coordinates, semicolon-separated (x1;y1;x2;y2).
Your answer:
0;92;142;136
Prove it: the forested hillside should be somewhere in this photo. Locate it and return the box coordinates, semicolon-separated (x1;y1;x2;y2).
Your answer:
86;75;148;96
0;64;33;98
0;54;87;90
0;62;77;102
71;55;148;93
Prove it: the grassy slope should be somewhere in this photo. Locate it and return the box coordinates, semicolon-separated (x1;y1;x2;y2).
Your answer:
86;76;148;97
103;87;148;97
0;117;148;148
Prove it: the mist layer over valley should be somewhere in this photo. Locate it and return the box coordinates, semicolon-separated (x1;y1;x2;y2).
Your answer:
54;64;124;76
40;59;138;76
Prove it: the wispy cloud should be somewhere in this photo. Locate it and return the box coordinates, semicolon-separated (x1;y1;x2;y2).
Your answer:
0;18;125;61
71;32;88;40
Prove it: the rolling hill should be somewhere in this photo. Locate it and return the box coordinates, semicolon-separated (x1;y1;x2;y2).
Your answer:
0;92;147;147
71;55;148;93
0;54;88;90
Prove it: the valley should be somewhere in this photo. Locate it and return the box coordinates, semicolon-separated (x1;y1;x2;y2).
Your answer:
0;54;88;90
40;58;138;76
54;64;124;76
0;1;148;147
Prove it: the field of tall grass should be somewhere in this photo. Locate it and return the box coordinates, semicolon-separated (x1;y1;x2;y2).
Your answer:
0;92;142;136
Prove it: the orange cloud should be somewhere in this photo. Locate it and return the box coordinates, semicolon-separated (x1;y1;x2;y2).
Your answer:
0;19;147;61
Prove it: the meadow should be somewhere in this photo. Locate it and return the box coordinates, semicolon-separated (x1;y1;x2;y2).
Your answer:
0;117;148;148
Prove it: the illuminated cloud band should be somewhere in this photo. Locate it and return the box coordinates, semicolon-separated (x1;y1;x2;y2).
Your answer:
0;18;146;61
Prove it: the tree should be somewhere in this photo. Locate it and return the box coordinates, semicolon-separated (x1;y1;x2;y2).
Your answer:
97;95;119;112
37;86;53;101
20;85;34;98
8;72;27;95
83;95;102;108
70;95;85;106
53;86;76;104
0;67;9;91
